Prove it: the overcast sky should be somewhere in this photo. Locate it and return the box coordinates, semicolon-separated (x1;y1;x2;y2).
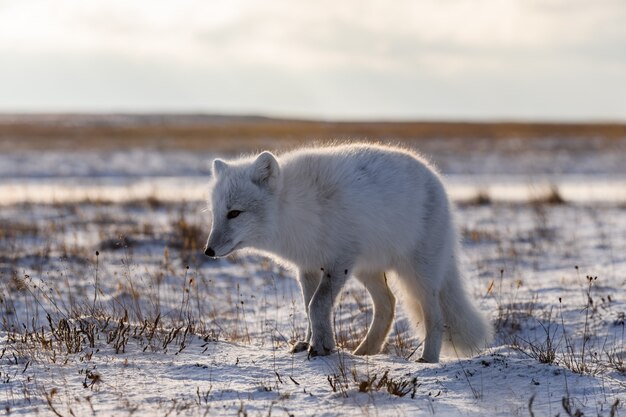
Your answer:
1;0;625;121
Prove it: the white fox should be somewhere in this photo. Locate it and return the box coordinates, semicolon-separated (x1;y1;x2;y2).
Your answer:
204;144;491;362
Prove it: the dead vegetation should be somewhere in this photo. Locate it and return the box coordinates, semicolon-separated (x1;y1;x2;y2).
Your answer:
1;114;625;152
1;195;624;416
327;366;418;398
530;186;566;206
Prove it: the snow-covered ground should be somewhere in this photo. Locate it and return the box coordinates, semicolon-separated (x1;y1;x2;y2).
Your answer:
1;137;625;206
2;174;626;206
1;140;625;416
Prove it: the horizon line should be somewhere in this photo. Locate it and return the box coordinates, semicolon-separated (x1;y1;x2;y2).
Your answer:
1;111;625;126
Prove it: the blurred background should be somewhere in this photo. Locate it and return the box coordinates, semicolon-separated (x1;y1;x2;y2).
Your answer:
1;0;625;120
0;0;625;203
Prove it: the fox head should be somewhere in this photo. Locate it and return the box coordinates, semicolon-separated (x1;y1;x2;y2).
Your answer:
204;151;281;257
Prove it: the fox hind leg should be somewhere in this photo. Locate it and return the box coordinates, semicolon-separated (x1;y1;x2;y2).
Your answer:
416;296;444;363
353;271;396;356
396;260;445;363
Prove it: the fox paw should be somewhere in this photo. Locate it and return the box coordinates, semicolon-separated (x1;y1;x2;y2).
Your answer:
307;344;332;358
289;341;310;353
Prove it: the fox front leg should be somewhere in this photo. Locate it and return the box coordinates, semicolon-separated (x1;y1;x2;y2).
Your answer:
290;270;321;353
307;266;350;357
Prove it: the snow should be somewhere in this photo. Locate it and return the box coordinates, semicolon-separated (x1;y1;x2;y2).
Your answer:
1;138;626;206
2;174;626;206
1;139;625;416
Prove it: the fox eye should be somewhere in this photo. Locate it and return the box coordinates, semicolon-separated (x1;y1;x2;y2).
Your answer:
227;210;242;219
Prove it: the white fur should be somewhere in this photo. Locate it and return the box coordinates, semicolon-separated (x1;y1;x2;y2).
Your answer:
206;143;492;362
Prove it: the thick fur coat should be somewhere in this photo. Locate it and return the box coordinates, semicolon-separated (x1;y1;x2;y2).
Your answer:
205;143;491;362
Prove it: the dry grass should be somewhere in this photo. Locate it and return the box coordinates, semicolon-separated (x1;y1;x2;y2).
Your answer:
463;190;493;206
530;186;566;206
1;114;625;152
2;197;624;416
327;366;418;399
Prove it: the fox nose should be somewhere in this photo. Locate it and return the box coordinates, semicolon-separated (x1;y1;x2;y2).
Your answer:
204;247;215;257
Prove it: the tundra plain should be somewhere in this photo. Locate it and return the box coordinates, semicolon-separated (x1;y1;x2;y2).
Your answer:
1;116;625;416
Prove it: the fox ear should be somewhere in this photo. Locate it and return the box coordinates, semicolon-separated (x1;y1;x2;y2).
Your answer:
212;159;228;176
251;151;280;189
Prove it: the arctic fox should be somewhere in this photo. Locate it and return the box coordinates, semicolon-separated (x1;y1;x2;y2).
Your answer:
204;144;491;362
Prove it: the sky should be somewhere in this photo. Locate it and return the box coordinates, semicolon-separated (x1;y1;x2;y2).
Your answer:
0;0;625;121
